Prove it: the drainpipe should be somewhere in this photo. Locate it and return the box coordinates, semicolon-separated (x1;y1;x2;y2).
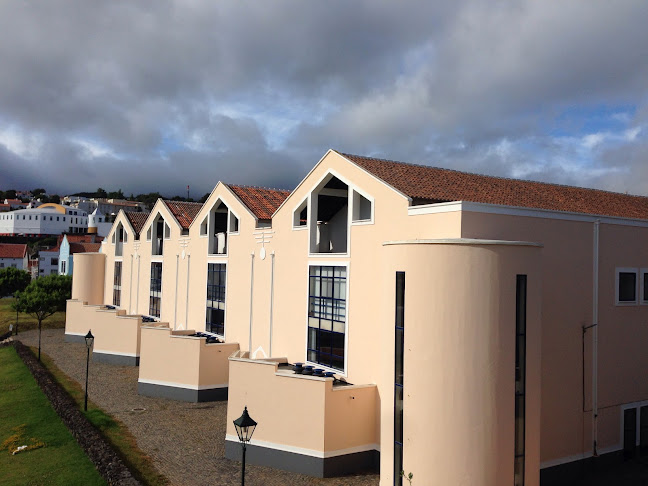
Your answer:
269;251;275;356
185;255;190;331
174;254;179;330
592;220;600;456
249;253;255;353
135;255;141;313
129;254;134;313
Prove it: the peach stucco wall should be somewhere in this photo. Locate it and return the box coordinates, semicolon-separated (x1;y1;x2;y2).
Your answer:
71;252;105;305
461;211;648;465
381;241;542;486
226;356;378;454
66;299;142;357
138;326;239;388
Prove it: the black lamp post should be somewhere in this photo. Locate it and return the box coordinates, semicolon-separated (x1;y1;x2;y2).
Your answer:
233;406;257;486
84;330;94;412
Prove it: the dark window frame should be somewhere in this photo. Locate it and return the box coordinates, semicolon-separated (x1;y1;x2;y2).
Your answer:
206;263;226;335
307;265;347;371
149;262;162;317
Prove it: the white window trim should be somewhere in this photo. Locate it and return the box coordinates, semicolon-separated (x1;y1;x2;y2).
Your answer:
292;197;309;230
304;260;350;377
641;268;648;305
228;208;240;235
620;400;648;449
199;216;209;238
351;187;375;225
615;267;638;306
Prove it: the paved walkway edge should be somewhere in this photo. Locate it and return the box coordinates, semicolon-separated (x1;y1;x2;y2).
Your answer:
9;340;141;486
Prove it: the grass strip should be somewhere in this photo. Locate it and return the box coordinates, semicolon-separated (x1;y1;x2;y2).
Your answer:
0;297;66;335
34;347;168;486
0;345;106;486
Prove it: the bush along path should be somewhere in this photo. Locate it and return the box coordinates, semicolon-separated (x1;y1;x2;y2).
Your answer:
11;340;140;486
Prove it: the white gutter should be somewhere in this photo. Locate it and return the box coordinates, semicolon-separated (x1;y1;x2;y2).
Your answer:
269;251;275;356
135;254;141;313
185;254;190;331
173;254;179;330
592;220;600;456
249;253;255;352
128;254;133;313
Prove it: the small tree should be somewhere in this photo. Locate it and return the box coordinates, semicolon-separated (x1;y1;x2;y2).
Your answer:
0;267;31;297
14;275;72;360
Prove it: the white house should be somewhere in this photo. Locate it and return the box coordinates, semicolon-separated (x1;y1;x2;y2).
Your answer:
0;203;89;237
0;243;28;270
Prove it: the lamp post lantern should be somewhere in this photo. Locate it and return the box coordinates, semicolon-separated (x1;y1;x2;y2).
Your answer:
233;406;257;486
84;330;94;412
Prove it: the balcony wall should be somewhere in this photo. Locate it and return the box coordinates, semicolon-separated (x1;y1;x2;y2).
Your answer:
137;325;239;402
65;299;143;365
225;353;379;477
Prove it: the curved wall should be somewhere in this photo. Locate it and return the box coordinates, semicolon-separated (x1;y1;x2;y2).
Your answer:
72;252;106;305
381;241;542;486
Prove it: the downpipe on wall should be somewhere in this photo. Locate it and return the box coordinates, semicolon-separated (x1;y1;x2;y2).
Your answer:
592;220;599;456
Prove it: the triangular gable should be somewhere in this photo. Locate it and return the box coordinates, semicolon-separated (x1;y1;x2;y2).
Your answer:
189;182;254;232
142;199;183;237
271;149;410;219
106;210;136;243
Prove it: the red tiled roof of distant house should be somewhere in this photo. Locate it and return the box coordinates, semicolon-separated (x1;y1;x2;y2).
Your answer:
0;243;27;259
69;242;102;254
0;204;10;211
341;152;648;220
163;201;203;230
5;199;24;204
125;212;150;237
228;185;291;221
65;234;104;243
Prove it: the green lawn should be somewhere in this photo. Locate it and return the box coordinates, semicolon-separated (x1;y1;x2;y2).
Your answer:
0;297;66;335
36;351;168;485
0;346;106;486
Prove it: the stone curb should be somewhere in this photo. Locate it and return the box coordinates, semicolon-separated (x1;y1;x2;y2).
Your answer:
11;340;141;486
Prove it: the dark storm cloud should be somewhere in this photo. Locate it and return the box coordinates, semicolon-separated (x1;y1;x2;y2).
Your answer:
0;1;647;196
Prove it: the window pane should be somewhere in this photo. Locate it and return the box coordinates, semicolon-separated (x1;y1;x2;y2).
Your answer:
619;272;637;302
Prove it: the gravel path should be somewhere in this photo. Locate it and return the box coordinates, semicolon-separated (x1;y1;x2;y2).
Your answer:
17;329;380;486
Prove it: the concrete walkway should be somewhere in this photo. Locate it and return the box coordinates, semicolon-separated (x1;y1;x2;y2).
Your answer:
18;329;379;486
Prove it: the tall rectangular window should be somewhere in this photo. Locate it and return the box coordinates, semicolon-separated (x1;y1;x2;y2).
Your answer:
149;262;162;317
206;263;226;335
307;265;346;371
113;262;122;306
515;275;527;486
394;272;405;486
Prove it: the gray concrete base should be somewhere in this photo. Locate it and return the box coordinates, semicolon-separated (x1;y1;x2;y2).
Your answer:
92;352;140;366
137;381;228;402
64;333;86;343
225;441;379;478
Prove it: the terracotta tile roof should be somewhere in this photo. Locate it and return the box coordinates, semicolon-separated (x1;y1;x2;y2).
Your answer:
69;242;102;254
125;211;150;236
228;185;291;220
341;152;648;220
163;201;202;230
65;234;104;243
0;243;27;259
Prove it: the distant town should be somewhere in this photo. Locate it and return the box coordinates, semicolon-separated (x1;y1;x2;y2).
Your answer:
0;187;209;280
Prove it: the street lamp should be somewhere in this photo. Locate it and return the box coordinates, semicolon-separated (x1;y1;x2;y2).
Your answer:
84;330;94;412
233;406;257;486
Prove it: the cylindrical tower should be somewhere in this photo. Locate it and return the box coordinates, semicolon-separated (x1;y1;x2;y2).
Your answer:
71;252;106;305
381;239;542;486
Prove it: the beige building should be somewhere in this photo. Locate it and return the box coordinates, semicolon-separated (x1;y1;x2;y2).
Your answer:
66;150;648;485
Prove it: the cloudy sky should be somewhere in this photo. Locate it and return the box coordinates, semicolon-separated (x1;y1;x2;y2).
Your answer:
1;1;648;198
